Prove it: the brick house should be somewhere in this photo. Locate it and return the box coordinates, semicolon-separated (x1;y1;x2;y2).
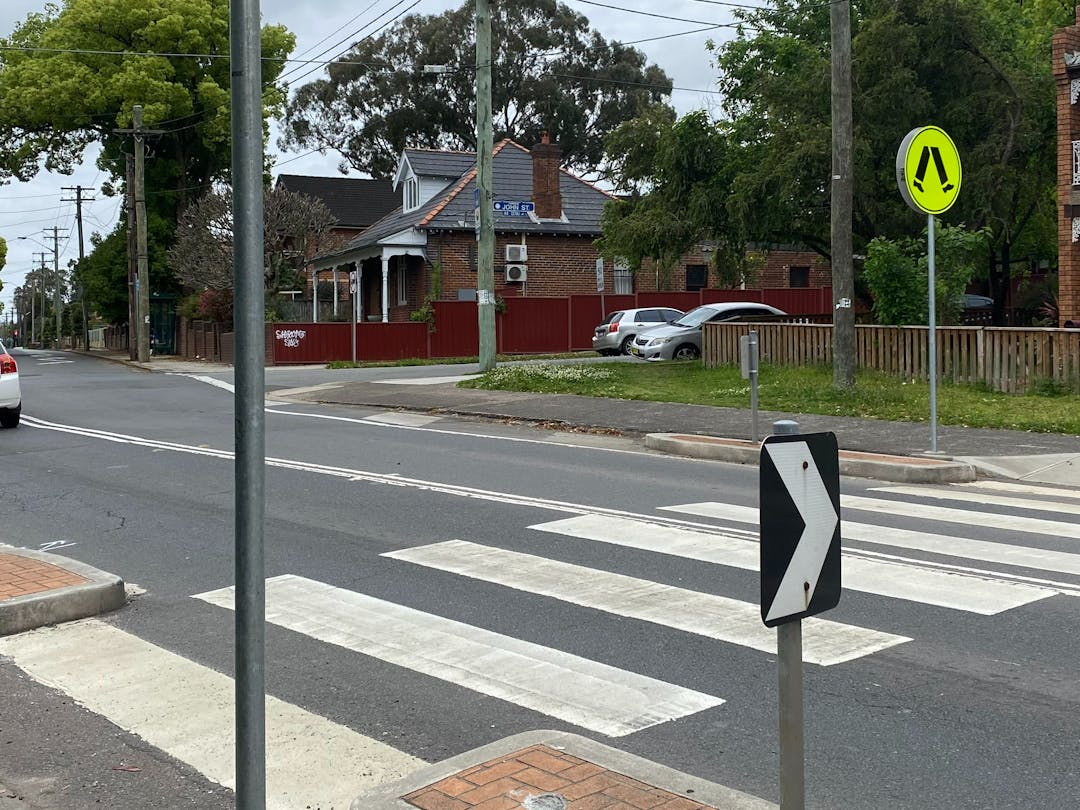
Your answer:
309;138;633;322
307;141;834;322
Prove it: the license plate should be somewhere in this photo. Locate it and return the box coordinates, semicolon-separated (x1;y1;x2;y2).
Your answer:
631;347;641;356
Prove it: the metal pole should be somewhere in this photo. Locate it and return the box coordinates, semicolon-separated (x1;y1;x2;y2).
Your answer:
475;0;495;372
230;0;266;803
772;418;803;810
351;268;357;365
749;330;759;443
830;0;855;389
133;106;151;362
49;229;61;350
126;154;137;360
928;213;938;453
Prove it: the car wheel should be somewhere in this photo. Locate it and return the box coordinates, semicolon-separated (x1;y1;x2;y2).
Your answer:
596;349;616;357
619;335;636;355
0;404;20;428
673;344;700;361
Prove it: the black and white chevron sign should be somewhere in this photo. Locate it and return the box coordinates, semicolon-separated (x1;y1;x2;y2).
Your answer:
759;432;841;627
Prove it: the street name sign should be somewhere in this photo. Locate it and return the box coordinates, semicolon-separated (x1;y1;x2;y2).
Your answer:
494;200;535;216
896;125;962;215
759;432;841;627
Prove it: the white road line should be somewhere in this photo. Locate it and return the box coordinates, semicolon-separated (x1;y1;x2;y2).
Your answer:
178;374;280;407
869;484;1080;516
841;494;1080;539
532;515;1055;615
383;541;909;666
962;480;1080;500
371;374;478;385
363;411;442;426
0;620;421;809
195;574;723;737
661;502;1080;578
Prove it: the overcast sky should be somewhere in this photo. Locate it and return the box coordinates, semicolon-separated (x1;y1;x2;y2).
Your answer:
0;0;736;312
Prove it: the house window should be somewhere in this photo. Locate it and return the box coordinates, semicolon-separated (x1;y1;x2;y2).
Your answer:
614;260;633;294
788;266;810;288
397;266;408;305
404;178;419;211
686;264;708;291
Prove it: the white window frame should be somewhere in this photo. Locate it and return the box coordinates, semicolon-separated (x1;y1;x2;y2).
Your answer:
404;177;419;211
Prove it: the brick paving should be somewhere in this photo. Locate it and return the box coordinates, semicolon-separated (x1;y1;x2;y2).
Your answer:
403;744;716;810
0;552;87;600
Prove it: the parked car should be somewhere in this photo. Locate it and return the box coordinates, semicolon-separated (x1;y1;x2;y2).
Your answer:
0;339;21;428
592;307;685;356
630;302;786;361
962;294;994;309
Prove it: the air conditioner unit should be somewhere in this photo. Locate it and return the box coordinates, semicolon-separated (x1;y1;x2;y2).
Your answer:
505;264;528;283
505;244;528;263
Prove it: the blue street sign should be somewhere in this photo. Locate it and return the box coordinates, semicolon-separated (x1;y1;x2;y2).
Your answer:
493;200;535;215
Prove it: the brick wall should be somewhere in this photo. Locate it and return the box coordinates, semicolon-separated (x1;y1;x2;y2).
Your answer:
1054;12;1080;325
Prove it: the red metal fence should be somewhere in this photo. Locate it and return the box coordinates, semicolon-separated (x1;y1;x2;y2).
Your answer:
260;288;833;364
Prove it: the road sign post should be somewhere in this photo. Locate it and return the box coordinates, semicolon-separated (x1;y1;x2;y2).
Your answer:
740;331;760;442
896;126;962;454
596;257;605;323
760;423;841;810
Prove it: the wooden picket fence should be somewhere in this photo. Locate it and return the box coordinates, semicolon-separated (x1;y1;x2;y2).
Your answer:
704;323;1080;393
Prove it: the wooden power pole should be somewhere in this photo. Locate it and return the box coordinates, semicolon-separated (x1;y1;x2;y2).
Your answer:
62;185;95;350
475;0;495;372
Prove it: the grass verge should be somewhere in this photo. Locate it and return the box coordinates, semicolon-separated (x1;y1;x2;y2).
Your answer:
458;360;1080;435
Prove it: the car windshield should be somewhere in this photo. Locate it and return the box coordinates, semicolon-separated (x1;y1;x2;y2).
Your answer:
672;307;721;328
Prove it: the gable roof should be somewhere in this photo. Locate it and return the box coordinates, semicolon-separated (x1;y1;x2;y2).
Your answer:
275;175;398;229
342;140;615;252
402;148;477;180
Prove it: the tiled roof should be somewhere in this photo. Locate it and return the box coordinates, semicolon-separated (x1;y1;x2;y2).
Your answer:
341;140;614;252
275;175;398;229
403;148;477;179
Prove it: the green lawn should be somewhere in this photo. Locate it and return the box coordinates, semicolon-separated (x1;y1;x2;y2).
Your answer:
458;360;1080;435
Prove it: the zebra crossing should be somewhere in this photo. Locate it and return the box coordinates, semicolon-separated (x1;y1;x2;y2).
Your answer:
3;479;1079;806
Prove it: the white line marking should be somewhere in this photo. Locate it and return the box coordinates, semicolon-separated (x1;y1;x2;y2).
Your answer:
532;514;1055;615
0;620;421;809
841;494;1080;539
383;541;909;665
661;501;1080;578
869;484;1080;516
363;411;442;427
194;574;723;737
963;481;1080;500
176;374;280;407
266;382;345;398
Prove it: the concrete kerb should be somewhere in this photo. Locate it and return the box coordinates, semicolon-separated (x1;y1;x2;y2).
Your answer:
0;545;126;636
645;433;977;484
350;729;776;810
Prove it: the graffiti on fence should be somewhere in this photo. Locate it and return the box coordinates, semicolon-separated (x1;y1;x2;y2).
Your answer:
275;328;307;348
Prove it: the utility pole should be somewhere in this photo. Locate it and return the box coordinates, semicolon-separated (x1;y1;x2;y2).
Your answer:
126;155;137;359
116;107;163;362
133;106;151;362
32;251;49;347
830;0;855;390
63;185;95;350
44;227;62;349
475;0;495;372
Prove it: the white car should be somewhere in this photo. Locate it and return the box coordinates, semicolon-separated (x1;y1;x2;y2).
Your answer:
0;339;21;428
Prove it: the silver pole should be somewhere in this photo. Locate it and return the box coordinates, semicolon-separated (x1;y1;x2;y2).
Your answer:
749;330;759;443
230;0;266;804
772;418;803;810
927;213;938;453
475;0;495;371
351;267;357;365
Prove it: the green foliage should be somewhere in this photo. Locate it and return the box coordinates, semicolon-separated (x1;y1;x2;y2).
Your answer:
703;0;1063;276
279;0;673;177
0;235;6;295
863;224;988;325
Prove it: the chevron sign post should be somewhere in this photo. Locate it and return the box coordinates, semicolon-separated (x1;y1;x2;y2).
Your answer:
760;431;841;626
760;425;840;810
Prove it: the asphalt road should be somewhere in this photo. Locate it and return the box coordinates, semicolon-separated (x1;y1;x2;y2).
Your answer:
2;349;1079;809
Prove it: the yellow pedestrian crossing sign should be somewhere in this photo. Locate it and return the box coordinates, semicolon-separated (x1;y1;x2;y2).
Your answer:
896;126;961;215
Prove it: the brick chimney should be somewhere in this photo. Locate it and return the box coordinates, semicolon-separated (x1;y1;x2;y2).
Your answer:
531;134;563;219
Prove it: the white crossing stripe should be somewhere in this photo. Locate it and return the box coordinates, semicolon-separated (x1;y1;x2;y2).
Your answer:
964;481;1080;501
535;514;1054;615
0;620;422;809
195;574;722;737
841;494;1080;539
383;540;909;666
661;502;1080;578
870;484;1080;516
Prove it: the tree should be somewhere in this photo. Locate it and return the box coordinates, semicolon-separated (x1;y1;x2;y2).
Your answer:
862;224;988;326
279;0;673;178
0;235;6;296
706;0;1065;321
1;0;295;322
168;185;343;295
